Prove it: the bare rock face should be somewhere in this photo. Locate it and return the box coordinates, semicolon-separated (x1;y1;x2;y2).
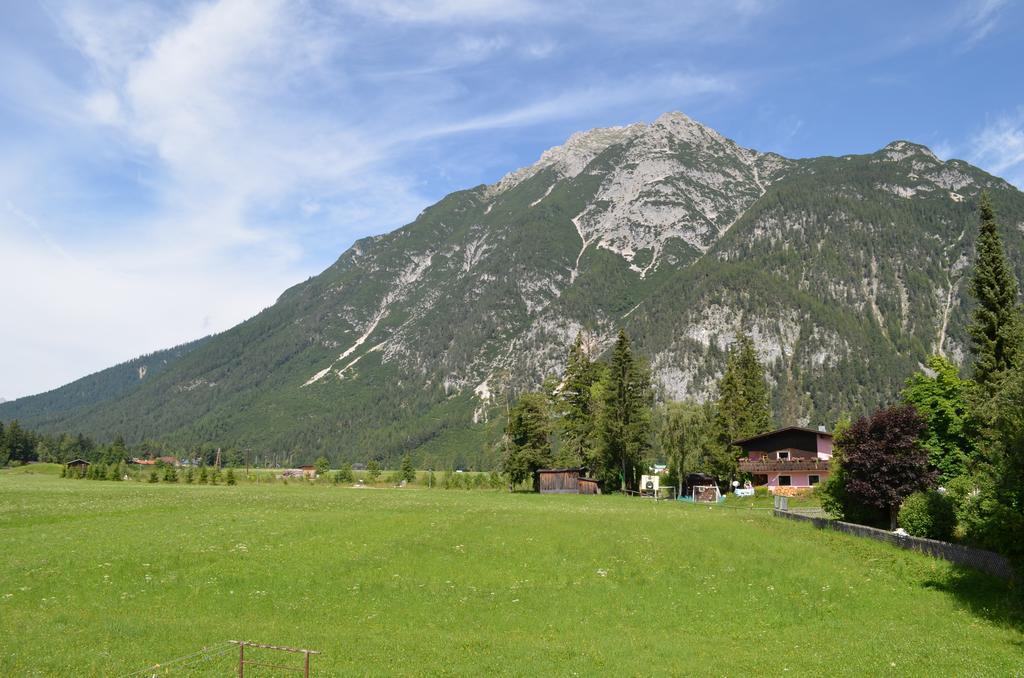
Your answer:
4;112;1024;466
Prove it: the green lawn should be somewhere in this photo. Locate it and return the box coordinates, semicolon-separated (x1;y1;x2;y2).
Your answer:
0;470;1021;676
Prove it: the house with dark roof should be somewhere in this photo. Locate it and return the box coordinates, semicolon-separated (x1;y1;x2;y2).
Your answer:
735;426;833;493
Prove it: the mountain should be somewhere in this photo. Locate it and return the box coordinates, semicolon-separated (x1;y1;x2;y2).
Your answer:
3;112;1023;468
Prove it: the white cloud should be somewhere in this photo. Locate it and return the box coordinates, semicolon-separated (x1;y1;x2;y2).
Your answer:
956;0;1009;49
339;0;544;23
969;109;1024;188
0;0;753;399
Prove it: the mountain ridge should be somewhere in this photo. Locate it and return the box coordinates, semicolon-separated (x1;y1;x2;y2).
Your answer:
3;112;1023;468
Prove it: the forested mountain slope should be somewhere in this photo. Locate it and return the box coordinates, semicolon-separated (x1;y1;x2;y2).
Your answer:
3;113;1023;468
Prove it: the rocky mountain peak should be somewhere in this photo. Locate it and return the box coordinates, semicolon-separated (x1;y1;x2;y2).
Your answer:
879;140;941;163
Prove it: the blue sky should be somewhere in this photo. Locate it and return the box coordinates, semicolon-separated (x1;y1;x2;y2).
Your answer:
1;0;1022;399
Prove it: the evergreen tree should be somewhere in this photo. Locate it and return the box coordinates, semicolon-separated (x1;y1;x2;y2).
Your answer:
3;420;35;465
988;365;1024;564
110;435;128;463
558;333;602;467
148;469;159;483
593;330;653;492
502;392;554;488
400;454;416;483
210;467;221;485
198;464;209;484
713;333;772;478
336;462;353;483
314;456;330;478
225;468;236;485
184;467;194;484
968;192;1024;390
366;460;381;482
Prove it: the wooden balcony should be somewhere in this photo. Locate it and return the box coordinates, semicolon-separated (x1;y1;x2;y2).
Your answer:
739;458;831;473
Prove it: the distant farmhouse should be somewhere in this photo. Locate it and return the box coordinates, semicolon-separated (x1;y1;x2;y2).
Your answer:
736;426;833;494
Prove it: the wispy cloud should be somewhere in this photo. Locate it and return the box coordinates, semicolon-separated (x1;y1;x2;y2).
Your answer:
969;108;1024;188
955;0;1009;50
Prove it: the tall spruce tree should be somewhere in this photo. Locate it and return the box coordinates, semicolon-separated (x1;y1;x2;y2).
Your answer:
594;330;653;492
968;192;1024;391
502;392;554;488
558;332;601;467
714;333;772;464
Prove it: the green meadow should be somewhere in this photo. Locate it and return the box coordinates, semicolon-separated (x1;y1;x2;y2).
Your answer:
1;466;1021;676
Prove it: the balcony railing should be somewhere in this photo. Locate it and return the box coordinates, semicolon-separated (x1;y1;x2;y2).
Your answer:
739;458;831;473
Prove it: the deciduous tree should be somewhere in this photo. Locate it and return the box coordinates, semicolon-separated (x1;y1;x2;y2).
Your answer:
827;405;935;529
901;355;978;481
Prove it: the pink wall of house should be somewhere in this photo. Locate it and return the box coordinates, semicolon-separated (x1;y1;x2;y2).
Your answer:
816;433;833;459
766;471;829;489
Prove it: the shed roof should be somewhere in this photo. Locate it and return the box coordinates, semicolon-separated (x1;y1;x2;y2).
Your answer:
535;467;586;474
66;458;90;465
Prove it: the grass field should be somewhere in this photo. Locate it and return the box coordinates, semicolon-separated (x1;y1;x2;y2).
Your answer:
1;466;1021;676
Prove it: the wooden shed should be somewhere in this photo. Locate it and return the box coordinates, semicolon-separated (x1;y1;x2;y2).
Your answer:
535;468;600;494
65;459;90;476
577;477;601;495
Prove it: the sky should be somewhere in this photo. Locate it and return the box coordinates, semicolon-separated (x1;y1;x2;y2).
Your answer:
1;0;1023;400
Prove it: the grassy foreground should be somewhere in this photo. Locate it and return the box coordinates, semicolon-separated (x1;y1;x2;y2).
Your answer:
1;469;1021;676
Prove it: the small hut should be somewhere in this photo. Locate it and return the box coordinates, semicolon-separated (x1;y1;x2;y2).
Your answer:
534;468;600;494
66;459;90;475
299;465;317;479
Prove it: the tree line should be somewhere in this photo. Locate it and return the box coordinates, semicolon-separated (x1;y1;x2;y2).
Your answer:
502;326;772;494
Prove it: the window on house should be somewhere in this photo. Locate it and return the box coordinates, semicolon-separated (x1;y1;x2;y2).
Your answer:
778;475;792;486
809;474;820;485
778;451;790;460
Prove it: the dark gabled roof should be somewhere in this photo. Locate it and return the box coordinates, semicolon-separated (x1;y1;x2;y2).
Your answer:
66;459;90;465
731;426;831;447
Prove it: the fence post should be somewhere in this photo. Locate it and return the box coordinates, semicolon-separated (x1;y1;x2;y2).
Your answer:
238;643;244;678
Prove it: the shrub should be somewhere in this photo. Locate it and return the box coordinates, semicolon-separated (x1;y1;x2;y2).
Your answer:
336;463;353;484
184;467;194;484
210;468;221;485
198;465;209;484
60;465;67;478
898;490;956;541
148;470;159;483
225;468;236;486
367;460;381;482
163;466;178;483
